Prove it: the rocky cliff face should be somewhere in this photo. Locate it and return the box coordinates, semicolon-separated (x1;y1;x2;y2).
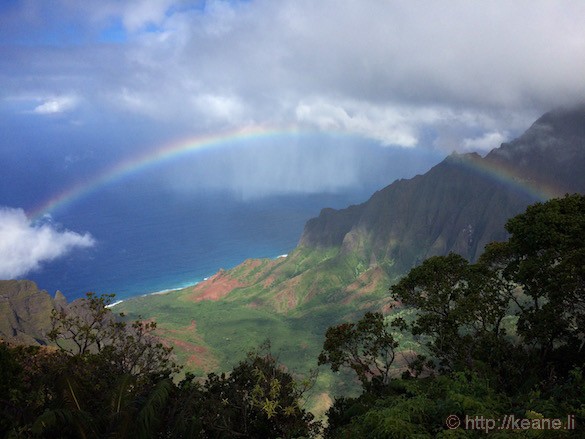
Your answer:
298;105;585;279
0;280;64;345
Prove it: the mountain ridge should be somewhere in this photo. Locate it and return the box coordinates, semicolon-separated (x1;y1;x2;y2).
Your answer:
160;104;585;322
298;105;585;278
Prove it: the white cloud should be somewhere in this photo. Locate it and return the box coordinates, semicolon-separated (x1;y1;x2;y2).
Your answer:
295;99;445;147
0;208;95;279
119;0;176;32
462;131;509;152
32;96;77;114
194;93;246;122
110;0;585;148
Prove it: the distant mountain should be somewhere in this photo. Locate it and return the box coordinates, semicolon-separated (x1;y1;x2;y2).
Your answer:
302;105;585;275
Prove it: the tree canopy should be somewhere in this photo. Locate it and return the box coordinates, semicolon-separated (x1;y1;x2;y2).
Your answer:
320;194;585;438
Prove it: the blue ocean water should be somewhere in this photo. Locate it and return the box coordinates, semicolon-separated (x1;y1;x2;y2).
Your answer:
27;183;371;302
3;134;444;302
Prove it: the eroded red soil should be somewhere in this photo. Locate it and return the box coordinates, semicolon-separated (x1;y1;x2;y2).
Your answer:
186;270;245;302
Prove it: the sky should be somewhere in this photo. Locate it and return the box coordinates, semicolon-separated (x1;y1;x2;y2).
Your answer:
1;0;585;279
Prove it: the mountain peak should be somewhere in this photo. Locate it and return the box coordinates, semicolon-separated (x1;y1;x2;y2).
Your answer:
489;103;585;159
533;103;585;136
298;106;585;279
484;104;585;192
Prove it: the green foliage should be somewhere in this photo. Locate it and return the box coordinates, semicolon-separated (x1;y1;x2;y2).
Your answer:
193;344;321;438
324;373;510;438
501;194;585;366
390;252;524;386
319;312;398;390
323;195;585;437
49;292;179;380
0;337;321;438
325;369;585;438
389;196;585;386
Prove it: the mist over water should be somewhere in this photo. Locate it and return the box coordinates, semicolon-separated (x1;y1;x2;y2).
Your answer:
5;135;443;302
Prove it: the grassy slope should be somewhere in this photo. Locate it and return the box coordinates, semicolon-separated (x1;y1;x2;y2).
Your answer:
114;245;416;417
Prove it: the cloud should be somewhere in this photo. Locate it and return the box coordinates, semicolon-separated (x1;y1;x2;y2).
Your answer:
295;99;443;147
462;131;509;152
194;93;246;123
32;96;77;114
0;207;95;278
2;0;585;154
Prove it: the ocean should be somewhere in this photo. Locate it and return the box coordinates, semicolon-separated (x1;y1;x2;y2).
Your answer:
4;135;443;302
26;183;371;302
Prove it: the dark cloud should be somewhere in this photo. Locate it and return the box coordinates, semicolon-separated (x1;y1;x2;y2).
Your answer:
1;0;584;163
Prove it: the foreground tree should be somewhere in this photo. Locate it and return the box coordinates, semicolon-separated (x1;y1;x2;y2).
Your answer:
318;312;398;390
151;342;321;439
48;292;179;380
390;252;524;386
2;333;320;438
501;194;585;369
322;195;585;437
197;344;321;438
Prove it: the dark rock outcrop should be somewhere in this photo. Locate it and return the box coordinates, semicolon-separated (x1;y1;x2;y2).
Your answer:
0;280;63;345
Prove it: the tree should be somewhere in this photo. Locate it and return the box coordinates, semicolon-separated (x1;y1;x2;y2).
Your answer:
319;312;398;390
391;194;585;384
30;368;174;439
156;343;321;438
321;196;585;437
501;194;585;367
199;345;321;438
20;293;181;437
48;292;117;356
390;252;518;376
48;292;179;380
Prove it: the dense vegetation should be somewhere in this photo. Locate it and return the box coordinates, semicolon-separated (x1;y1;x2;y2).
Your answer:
319;194;585;437
0;294;320;438
1;194;584;437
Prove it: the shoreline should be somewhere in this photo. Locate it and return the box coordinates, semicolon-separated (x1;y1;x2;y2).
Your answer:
109;253;288;308
107;282;199;308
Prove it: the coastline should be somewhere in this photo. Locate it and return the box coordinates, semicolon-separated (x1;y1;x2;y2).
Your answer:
109;253;289;309
107;282;199;308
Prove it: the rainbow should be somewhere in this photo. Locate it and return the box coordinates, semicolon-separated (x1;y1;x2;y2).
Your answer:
27;124;308;220
448;152;562;201
27;126;564;220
